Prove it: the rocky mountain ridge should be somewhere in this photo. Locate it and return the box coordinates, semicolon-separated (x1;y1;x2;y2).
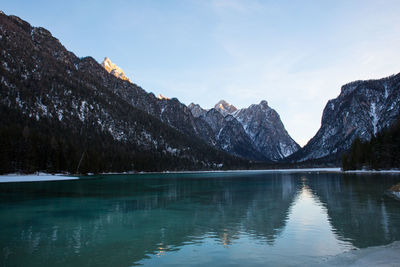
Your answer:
232;100;300;160
0;11;244;172
3;11;398;169
289;72;400;163
199;108;265;160
98;49;299;161
189;100;300;161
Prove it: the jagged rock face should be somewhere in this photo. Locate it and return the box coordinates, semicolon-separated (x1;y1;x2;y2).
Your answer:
101;57;132;82
214;100;237;116
0;11;241;168
189;100;300;161
290;73;400;162
218;115;265;160
200;109;264;160
188;103;207;118
201;109;226;133
233;101;300;160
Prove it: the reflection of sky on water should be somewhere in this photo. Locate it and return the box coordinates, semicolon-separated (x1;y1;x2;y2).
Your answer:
0;172;400;266
139;178;354;266
272;183;353;256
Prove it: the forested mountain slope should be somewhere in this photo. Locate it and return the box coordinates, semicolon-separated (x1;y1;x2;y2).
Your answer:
0;11;246;173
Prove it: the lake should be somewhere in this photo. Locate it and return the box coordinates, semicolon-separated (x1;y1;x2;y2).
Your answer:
1;171;400;266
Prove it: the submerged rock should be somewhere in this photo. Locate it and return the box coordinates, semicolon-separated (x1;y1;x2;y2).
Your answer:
389;183;400;200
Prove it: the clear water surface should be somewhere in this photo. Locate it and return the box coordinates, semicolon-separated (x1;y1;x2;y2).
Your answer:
1;171;400;266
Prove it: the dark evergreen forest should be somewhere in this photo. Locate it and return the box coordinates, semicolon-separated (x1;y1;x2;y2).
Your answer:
342;115;400;170
0;12;251;174
0;106;248;174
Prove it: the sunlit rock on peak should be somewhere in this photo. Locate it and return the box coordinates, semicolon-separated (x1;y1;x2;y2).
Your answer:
157;94;170;100
101;57;132;83
214;100;237;116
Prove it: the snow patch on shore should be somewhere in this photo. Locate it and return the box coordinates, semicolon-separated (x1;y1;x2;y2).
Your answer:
318;241;400;266
0;173;78;183
345;169;400;174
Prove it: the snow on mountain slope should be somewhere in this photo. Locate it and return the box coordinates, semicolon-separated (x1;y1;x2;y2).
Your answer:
190;100;300;161
289;73;400;162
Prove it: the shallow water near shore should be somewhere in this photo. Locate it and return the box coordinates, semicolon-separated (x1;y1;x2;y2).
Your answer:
1;171;400;266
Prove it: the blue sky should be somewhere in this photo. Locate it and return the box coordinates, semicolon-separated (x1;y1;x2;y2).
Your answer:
3;0;400;146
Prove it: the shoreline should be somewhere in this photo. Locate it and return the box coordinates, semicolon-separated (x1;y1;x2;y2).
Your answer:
2;168;400;183
0;173;78;183
132;167;400;175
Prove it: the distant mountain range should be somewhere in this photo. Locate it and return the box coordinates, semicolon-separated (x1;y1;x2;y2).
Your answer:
0;11;399;172
188;100;300;161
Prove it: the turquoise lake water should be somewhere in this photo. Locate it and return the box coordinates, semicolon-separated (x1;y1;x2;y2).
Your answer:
1;171;400;266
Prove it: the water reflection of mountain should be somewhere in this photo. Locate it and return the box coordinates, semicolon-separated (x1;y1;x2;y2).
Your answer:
0;173;301;266
306;173;400;248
